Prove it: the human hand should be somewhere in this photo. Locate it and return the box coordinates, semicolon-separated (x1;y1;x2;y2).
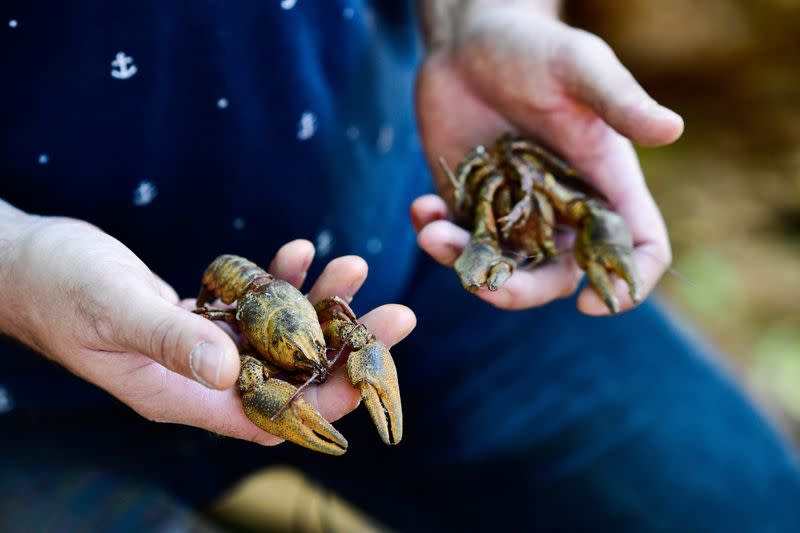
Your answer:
0;216;415;445
412;0;683;314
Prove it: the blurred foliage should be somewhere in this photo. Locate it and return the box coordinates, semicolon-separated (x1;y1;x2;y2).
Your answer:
566;0;800;427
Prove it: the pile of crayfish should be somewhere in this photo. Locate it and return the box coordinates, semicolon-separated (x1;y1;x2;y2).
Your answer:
440;134;641;314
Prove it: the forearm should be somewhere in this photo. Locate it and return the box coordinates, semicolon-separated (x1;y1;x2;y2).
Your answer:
417;0;561;48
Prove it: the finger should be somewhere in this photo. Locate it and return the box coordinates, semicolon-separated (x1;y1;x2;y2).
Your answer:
114;295;241;390
558;30;684;146
416;219;470;267
475;258;583;310
410;194;449;233
306;255;369;304
358;303;417;348
267;239;315;288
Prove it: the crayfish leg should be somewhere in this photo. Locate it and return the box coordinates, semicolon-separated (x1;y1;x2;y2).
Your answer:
313;296;357;324
192;307;237;324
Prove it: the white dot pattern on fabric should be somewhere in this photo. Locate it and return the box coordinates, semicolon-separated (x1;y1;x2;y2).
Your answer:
233;217;246;230
38;154;49;165
0;386;13;414
366;237;383;255
377;123;394;153
217;97;229;109
111;51;137;80
297;111;317;141
342;7;355;19
346;125;360;141
9;19;18;28
281;0;297;10
133;180;157;206
315;229;333;258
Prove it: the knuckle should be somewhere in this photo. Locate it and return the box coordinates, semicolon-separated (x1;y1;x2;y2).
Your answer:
572;29;614;59
147;314;187;370
68;280;123;348
77;295;117;345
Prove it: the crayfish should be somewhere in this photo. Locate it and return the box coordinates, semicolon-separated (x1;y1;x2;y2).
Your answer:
440;134;641;314
194;255;402;455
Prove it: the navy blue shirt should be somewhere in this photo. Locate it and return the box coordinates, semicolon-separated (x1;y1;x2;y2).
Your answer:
1;0;431;409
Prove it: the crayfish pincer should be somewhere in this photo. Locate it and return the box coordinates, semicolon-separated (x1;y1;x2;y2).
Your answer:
193;255;402;455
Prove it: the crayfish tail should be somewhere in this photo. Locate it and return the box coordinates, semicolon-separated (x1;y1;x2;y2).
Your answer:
199;254;272;305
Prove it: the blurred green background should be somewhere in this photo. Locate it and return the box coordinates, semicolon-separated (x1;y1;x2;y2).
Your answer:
567;0;800;433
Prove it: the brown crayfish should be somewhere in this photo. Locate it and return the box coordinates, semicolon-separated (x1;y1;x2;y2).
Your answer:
194;255;402;455
440;134;641;314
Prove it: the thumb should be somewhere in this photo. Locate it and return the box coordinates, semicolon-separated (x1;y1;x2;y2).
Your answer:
116;295;240;389
558;30;684;146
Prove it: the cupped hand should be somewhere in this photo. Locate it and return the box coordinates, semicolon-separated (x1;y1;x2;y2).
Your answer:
413;3;683;314
1;217;415;445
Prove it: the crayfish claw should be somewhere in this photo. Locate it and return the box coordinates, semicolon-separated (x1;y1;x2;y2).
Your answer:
454;239;515;292
241;377;348;456
586;262;620;314
575;202;641;314
347;341;403;446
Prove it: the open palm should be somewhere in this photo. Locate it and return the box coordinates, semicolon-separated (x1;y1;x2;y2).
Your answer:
413;8;683;314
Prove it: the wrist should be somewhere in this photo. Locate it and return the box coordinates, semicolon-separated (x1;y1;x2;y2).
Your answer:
0;200;41;277
418;0;561;49
0;205;67;348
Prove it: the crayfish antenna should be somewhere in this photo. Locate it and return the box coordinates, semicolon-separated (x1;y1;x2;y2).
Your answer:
270;372;319;421
439;156;462;190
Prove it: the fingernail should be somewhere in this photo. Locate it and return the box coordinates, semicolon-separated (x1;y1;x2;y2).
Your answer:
189;341;223;389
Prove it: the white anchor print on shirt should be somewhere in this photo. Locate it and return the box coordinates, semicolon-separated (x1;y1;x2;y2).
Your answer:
111;51;137;80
